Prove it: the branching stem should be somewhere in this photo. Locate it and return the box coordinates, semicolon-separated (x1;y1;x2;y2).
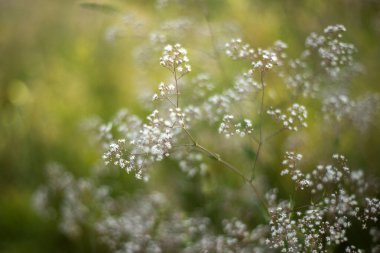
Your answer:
174;70;179;108
169;41;269;218
264;127;286;142
180;124;269;215
251;71;266;181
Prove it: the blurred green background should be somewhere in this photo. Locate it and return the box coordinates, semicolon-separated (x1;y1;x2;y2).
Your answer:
1;0;380;252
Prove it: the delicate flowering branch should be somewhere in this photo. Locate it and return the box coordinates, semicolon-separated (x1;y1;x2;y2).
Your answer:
33;21;380;253
158;43;270;213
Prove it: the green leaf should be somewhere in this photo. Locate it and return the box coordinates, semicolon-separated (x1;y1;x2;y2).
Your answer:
243;144;256;159
79;2;119;14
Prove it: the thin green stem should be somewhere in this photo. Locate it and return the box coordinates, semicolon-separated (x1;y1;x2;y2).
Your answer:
251;141;262;180
251;71;265;181
180;124;269;214
182;125;197;144
195;142;246;180
203;11;229;82
264;127;286;142
167;36;269;217
174;70;179;108
250;135;260;144
172;144;197;148
194;142;268;212
165;96;177;108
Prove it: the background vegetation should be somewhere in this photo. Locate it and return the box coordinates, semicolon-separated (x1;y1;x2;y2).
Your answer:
1;0;380;252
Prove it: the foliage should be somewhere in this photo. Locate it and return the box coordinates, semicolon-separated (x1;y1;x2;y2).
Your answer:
1;0;380;252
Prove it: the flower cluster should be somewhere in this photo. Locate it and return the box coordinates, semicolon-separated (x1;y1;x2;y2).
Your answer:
176;151;208;177
34;164;272;253
267;194;361;253
82;109;142;149
251;48;281;71
350;94;380;132
32;164;112;238
96;192;168;252
267;103;308;131
188;73;215;99
201;93;235;122
198;73;262;123
266;153;379;252
305;24;356;77
360;198;380;226
322;94;355;121
225;38;287;71
234;72;262;92
152;82;176;101
278;24;360;100
211;218;269;253
307;154;367;194
281;58;318;97
280;153;368;195
33;21;380;253
225;38;254;60
281;151;311;190
35;160;378;253
102;109;185;180
345;245;363;253
160;43;191;75
136;110;177;156
267;204;300;252
218;114;253;138
100;43;197;180
322;93;380;130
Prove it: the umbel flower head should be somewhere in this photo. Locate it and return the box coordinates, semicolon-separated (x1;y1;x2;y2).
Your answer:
160;43;191;75
267;103;308;131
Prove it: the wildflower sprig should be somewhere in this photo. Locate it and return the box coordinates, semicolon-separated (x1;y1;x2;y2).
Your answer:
157;43;269;210
104;37;311;214
160;43;191;76
33;20;380;253
267;153;377;252
267;103;308;131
